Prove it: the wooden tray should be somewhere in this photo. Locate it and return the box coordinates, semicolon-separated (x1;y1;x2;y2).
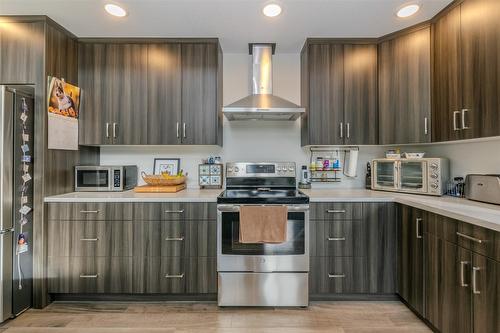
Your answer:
134;183;186;193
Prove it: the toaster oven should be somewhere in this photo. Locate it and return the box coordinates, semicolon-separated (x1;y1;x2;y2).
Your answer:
372;158;449;196
75;165;137;192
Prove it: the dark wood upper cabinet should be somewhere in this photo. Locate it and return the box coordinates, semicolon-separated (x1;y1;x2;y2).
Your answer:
301;41;378;146
181;43;220;145
379;27;431;145
433;0;500;141
301;43;344;146
147;43;182;145
344;44;378;145
432;5;463;142
78;39;222;146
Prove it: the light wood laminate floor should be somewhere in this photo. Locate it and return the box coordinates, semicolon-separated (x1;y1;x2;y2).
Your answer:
0;301;431;333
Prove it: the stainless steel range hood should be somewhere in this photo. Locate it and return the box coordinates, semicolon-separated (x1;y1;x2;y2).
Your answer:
223;43;305;121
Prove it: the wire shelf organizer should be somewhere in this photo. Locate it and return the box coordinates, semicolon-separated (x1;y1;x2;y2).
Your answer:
308;146;359;183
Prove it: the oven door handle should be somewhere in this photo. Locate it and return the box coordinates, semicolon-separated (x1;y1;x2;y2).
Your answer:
217;205;309;212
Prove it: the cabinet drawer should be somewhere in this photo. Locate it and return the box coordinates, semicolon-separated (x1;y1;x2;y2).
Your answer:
424;211;459;243
132;257;186;293
48;257;132;293
162;202;216;220
310;203;363;220
310;257;367;294
310;221;366;257
48;221;132;257
133;221;186;257
186;257;217;294
48;203;133;221
457;222;500;262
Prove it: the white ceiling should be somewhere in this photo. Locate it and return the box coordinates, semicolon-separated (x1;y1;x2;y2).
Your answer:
0;0;452;53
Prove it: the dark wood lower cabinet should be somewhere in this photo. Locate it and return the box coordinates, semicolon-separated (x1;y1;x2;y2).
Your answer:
472;253;500;333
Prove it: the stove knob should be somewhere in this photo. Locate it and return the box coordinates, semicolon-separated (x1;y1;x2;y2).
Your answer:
430;163;438;169
430;173;438;179
227;167;233;173
289;166;294;172
277;167;282;171
234;167;239;172
430;183;438;189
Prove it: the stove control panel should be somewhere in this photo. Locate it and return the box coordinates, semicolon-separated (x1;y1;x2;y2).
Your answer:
226;162;296;178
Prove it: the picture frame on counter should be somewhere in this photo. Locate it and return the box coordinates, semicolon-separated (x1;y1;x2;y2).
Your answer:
153;158;180;176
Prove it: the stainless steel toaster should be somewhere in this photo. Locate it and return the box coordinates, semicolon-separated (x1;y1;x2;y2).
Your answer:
465;174;500;205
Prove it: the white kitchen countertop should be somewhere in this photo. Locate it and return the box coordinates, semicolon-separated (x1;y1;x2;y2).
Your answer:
45;188;500;232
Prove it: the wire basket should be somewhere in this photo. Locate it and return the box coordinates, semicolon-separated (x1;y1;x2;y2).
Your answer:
141;172;186;186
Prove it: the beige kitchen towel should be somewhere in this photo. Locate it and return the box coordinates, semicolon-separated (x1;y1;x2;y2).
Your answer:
239;205;288;244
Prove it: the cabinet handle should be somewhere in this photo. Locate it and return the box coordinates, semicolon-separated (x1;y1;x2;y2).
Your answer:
460;261;469;287
328;274;345;278
456;232;483;244
453;111;461;131
113;123;117;138
79;274;98;279
164;209;185;214
424;117;429;135
461;109;470;130
326;209;346;214
165;236;184;241
165;273;184;279
79;210;99;214
327;237;346;241
176;122;180;139
472;266;480;294
346;123;350;139
183;123;186;138
416;218;423;239
105;123;110;138
80;238;99;242
339;122;343;138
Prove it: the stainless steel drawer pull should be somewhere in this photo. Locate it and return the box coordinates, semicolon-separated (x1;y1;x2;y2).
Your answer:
79;210;99;214
456;232;483;244
105;123;110;138
80;238;99;242
165;273;184;279
113;122;117;138
164;209;185;214
79;274;98;279
472;266;480;294
326;209;346;214
340;122;343;138
165;237;184;241
424;117;429;135
183;123;186;138
416;218;423;239
176;122;180;139
460;261;469;287
328;274;346;278
327;237;346;241
461;109;470;130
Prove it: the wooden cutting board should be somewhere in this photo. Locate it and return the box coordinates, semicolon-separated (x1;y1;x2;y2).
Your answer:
134;183;186;193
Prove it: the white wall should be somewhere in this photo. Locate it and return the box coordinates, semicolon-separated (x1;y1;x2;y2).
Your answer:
100;53;500;189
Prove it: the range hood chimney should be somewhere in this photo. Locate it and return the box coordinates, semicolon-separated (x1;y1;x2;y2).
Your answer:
223;43;305;121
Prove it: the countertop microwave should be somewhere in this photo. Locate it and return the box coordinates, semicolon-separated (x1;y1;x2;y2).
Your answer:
75;165;137;192
371;158;449;196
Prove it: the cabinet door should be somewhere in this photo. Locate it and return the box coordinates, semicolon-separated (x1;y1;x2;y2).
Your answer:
432;6;463;142
147;43;182;144
181;43;218;145
379;27;431;144
460;0;500;139
398;205;424;314
425;233;471;333
472;253;500;333
78;43;112;145
307;44;344;145
107;44;148;145
343;44;378;145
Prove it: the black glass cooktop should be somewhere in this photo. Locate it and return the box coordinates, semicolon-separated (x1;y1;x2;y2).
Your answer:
217;188;309;205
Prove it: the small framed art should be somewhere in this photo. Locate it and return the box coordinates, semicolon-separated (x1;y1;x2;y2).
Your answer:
153;158;180;176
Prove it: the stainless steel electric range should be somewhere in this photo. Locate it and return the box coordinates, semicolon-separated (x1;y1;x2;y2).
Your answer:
216;162;310;307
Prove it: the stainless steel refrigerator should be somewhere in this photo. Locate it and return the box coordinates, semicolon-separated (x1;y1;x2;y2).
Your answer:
0;85;34;322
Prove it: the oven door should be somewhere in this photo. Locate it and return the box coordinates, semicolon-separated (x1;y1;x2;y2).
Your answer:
399;161;428;193
217;204;309;273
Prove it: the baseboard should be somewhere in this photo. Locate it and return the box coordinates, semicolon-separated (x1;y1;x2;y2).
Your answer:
310;293;400;301
50;294;218;302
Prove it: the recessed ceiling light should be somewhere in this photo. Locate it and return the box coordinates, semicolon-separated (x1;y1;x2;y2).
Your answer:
397;4;420;18
263;4;282;17
105;3;127;17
